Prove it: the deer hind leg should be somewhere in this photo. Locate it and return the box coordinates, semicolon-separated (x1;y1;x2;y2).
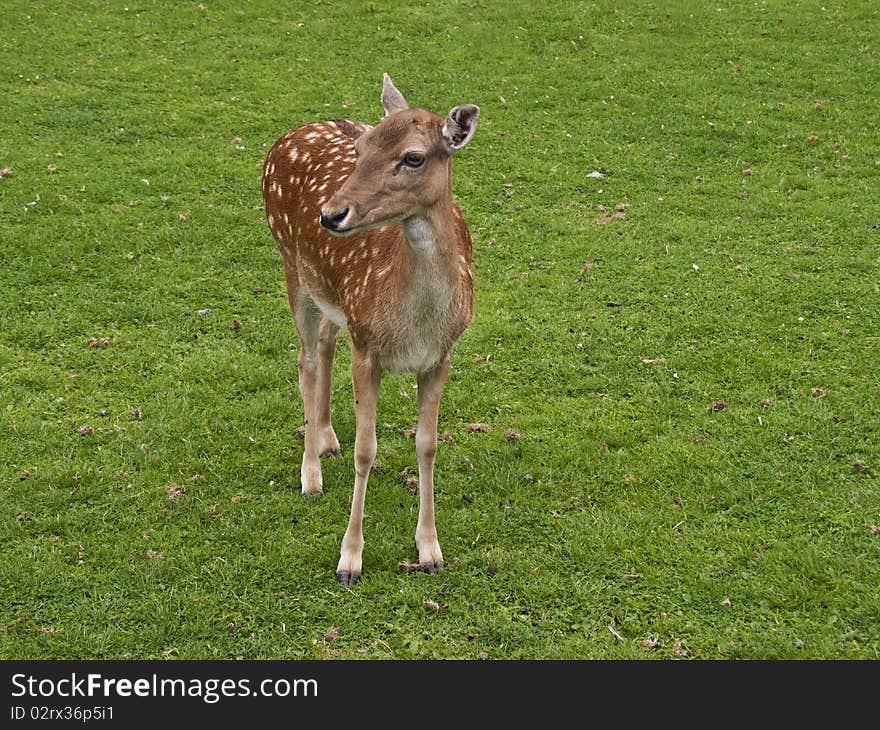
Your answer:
413;355;450;572
315;316;341;457
336;345;382;585
293;294;323;496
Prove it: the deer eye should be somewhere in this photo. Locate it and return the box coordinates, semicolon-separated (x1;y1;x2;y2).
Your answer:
403;152;425;168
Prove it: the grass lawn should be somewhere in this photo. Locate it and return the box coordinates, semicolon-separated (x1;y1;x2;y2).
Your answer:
1;0;878;660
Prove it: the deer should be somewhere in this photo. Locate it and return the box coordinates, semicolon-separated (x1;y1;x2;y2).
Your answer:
261;74;479;585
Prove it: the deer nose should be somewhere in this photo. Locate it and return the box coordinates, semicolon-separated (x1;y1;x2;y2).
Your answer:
320;208;349;231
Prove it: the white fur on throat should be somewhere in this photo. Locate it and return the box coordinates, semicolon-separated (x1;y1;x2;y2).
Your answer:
402;215;436;253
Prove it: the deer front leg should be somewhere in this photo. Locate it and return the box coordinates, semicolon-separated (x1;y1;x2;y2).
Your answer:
316;316;341;457
414;356;451;572
336;346;382;585
294;298;323;496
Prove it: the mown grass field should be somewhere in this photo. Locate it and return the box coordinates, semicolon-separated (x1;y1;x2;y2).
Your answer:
1;0;878;659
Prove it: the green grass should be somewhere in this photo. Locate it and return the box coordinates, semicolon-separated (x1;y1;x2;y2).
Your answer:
2;0;878;660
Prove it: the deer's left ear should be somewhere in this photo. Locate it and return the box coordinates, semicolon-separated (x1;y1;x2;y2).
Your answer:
381;73;409;117
442;104;480;153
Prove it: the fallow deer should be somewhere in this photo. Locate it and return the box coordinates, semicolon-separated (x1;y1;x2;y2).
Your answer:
261;75;479;585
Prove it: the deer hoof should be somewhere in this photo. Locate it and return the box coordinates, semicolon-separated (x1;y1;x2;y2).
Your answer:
318;428;341;457
301;464;323;495
416;537;443;572
336;570;360;586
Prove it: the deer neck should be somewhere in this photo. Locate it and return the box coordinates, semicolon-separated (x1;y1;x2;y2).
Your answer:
401;196;457;267
397;198;460;313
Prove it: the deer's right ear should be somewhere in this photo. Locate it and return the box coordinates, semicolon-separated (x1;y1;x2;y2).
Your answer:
442;104;480;153
381;74;409;117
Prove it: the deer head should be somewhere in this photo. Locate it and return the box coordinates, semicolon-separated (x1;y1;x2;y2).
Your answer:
319;74;479;235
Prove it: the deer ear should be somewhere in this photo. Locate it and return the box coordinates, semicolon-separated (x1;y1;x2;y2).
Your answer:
442;104;480;153
381;74;409;117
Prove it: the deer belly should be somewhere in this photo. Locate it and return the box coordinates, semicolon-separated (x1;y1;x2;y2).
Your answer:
311;295;348;329
298;265;348;328
381;339;445;374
